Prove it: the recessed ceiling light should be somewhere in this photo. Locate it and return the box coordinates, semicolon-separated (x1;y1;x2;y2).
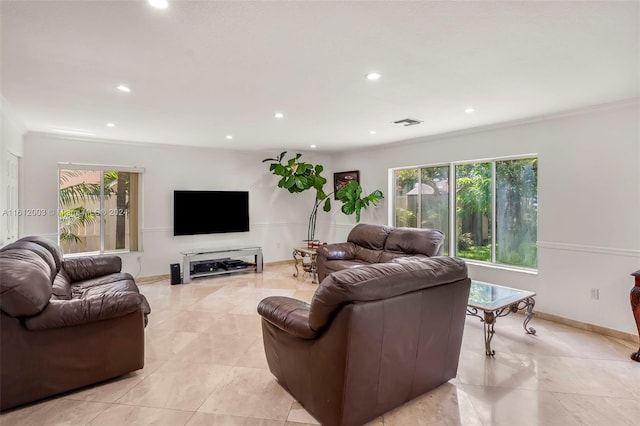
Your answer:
464;107;475;113
148;0;169;9
366;72;381;81
274;112;284;119
310;145;317;149
225;135;233;140
116;85;131;93
369;130;377;135
106;123;115;128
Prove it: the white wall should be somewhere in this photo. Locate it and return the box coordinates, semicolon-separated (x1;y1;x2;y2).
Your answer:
329;100;640;334
18;101;640;334
0;97;26;245
21;133;333;277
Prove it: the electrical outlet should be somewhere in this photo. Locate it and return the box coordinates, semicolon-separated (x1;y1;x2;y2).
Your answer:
590;288;599;300
276;243;281;249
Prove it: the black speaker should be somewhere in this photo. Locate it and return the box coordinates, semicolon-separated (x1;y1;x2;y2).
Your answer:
170;263;181;285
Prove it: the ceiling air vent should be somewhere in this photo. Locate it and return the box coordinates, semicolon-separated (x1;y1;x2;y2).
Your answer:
392;118;423;127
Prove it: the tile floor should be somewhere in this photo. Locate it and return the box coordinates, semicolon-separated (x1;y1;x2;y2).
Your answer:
2;263;639;425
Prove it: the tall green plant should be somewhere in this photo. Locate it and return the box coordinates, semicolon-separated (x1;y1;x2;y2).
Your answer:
336;180;384;222
263;152;384;241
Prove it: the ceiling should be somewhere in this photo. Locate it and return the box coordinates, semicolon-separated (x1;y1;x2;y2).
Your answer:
1;0;638;152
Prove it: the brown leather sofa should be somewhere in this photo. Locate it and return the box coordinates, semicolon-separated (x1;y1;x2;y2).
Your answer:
316;223;445;282
0;236;151;411
258;256;470;426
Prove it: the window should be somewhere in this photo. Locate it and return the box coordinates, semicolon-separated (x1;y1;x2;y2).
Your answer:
393;166;450;255
58;166;142;255
391;156;537;269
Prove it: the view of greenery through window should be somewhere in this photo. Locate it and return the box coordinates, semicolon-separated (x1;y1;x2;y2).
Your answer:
58;168;140;254
496;159;538;267
392;157;537;268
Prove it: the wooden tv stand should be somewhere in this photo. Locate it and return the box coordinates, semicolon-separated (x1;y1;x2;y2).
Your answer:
180;246;263;283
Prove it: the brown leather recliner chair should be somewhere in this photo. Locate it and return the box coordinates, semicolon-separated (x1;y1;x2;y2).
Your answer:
0;236;151;411
258;256;470;426
316;223;445;282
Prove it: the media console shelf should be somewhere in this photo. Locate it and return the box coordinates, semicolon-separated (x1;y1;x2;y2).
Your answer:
180;246;263;283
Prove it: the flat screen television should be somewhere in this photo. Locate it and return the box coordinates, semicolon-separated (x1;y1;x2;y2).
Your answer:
173;190;249;236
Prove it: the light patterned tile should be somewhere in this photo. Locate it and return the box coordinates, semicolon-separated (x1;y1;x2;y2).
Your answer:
286;402;319;425
62;358;166;403
116;362;233;411
0;399;109;425
89;404;193;425
235;336;270;369
187;413;285;425
383;383;482;426
174;332;256;365
144;329;200;361
198;367;293;421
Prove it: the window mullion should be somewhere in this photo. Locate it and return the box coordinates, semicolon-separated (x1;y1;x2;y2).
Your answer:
491;161;497;264
99;171;105;254
417;169;422;228
449;164;456;256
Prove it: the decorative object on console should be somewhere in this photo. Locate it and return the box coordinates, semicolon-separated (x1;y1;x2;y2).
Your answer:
0;236;150;411
262;152;384;242
333;170;359;199
631;269;640;362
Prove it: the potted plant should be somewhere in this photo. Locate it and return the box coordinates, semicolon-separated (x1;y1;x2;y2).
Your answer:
262;152;383;243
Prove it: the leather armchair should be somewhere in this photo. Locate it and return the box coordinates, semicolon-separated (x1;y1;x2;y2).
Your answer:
317;223;445;281
258;256;470;426
0;236;151;411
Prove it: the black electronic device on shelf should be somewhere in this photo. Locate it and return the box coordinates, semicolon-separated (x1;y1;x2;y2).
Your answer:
221;259;248;270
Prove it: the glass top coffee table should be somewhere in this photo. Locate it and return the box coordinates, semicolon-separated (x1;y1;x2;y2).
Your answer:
467;280;537;356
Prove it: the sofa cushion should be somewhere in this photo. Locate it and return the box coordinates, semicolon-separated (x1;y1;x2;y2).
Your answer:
16;236;64;273
309;256;468;331
0;247;53;317
71;272;139;297
347;223;392;250
353;246;383;263
52;270;73;300
63;256;122;282
322;259;369;275
384;227;444;256
379;251;428;263
1;241;57;282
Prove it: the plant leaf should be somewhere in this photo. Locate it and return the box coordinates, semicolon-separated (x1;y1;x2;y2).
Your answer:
284;177;295;189
323;198;331;212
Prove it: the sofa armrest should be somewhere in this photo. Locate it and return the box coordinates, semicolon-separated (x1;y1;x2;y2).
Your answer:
24;292;146;331
257;296;318;339
62;256;122;282
317;242;357;261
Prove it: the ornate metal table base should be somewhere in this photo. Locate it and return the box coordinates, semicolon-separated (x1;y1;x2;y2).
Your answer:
292;247;318;284
467;297;537;357
631;270;640;362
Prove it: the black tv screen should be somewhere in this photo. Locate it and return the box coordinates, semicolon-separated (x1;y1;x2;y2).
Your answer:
173;190;249;236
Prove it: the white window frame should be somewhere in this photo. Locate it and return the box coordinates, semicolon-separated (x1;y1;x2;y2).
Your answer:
390;154;538;271
57;163;145;256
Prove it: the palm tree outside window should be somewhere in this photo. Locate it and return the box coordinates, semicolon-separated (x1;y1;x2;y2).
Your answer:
58;166;142;255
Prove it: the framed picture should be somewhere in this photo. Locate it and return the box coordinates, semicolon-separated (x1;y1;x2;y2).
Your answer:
333;170;360;199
